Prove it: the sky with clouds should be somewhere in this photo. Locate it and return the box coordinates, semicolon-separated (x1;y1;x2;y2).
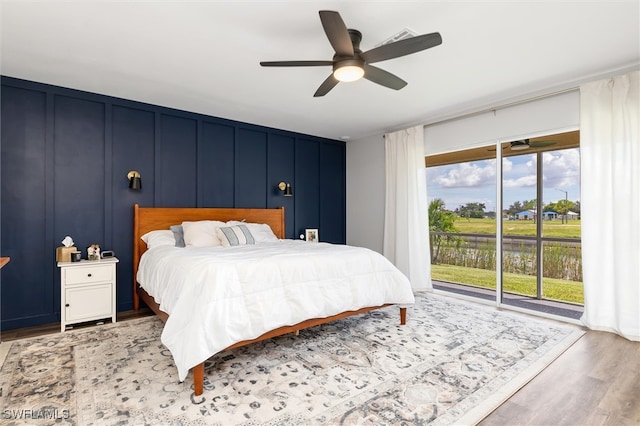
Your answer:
426;148;581;213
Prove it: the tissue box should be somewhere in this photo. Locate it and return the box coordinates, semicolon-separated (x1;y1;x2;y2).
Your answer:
56;246;78;262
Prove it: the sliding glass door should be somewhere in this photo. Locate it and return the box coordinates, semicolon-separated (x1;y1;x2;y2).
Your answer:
427;131;583;319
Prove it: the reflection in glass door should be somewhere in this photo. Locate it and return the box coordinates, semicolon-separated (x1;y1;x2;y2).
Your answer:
501;151;539;304
540;148;583;312
500;147;583;317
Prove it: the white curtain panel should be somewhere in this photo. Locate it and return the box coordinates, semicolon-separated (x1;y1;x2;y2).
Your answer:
580;71;640;341
383;126;431;290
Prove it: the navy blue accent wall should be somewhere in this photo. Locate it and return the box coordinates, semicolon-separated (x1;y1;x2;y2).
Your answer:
199;122;235;207
0;76;345;330
320;142;347;244
295;138;321;239
267;134;295;237
236;128;268;208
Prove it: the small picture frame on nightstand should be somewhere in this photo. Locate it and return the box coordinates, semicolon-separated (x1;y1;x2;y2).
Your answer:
305;228;318;243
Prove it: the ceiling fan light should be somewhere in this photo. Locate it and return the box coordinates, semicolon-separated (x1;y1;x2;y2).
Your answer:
333;65;364;82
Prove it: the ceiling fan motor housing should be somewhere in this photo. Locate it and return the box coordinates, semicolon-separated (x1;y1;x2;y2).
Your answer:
333;58;364;72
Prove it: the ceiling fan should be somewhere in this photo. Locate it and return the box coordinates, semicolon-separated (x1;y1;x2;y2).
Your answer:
259;10;442;97
489;139;557;152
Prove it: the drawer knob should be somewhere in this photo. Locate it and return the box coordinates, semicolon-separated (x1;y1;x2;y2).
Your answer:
65;303;70;307
87;273;92;277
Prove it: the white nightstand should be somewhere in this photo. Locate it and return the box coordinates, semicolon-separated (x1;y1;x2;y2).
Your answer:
57;257;119;332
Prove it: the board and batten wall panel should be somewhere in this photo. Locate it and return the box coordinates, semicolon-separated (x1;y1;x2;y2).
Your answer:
111;105;155;309
53;95;106;315
320;141;346;244
267;133;295;239
235;128;268;208
294;138;321;239
0;76;345;330
0;86;52;326
199;122;235;207
53;95;106;251
157;114;197;207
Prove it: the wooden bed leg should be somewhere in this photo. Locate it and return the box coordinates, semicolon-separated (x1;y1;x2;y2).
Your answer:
399;307;407;325
193;362;204;396
133;290;139;311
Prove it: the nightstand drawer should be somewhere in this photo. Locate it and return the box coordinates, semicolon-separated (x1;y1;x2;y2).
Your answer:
65;264;113;284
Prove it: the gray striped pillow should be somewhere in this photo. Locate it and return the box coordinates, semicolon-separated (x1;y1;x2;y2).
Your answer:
216;224;255;247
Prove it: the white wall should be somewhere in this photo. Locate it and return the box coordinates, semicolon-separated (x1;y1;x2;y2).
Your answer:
345;133;386;252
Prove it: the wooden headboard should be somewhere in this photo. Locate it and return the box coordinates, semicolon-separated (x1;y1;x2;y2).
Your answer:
132;204;285;309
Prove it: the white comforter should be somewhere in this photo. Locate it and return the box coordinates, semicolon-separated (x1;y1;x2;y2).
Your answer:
137;240;415;381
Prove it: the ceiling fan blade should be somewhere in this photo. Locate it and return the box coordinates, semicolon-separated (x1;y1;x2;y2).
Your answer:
260;60;333;67
363;64;407;90
361;32;442;64
319;10;354;56
314;74;339;97
529;140;557;148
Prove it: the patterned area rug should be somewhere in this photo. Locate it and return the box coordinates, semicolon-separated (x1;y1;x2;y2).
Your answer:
0;293;583;425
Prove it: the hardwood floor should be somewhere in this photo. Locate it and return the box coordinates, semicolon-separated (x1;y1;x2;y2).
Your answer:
480;330;640;425
2;308;638;425
0;308;153;341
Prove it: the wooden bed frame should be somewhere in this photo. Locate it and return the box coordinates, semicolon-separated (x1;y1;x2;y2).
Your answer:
132;203;407;396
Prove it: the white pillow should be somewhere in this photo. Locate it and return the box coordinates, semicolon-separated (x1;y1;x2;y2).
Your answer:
216;224;255;247
226;221;279;242
141;230;175;249
182;220;226;247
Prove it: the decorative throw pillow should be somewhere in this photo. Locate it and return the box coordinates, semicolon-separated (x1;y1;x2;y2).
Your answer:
226;221;279;243
170;224;185;248
216;224;255;247
182;220;226;247
141;230;176;249
247;223;279;242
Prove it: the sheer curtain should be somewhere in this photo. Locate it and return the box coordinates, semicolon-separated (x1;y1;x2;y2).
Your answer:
383;126;431;290
580;71;639;341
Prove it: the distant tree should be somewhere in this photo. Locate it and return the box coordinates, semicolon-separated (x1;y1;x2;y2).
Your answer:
507;199;537;216
429;199;458;263
506;201;523;216
545;199;577;223
456;202;486;220
556;199;577;223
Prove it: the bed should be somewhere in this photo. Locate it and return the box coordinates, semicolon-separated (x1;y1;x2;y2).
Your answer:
132;204;415;396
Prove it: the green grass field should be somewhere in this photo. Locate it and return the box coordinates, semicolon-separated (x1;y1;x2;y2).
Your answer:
431;263;584;304
452;218;581;238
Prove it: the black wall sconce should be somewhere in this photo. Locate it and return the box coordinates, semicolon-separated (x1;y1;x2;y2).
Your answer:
128;170;142;190
278;181;293;196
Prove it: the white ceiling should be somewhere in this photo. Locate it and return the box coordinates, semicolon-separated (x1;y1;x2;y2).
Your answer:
1;1;638;141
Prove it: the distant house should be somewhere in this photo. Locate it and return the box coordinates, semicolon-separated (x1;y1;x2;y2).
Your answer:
516;210;535;220
567;211;580;220
543;211;558;220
